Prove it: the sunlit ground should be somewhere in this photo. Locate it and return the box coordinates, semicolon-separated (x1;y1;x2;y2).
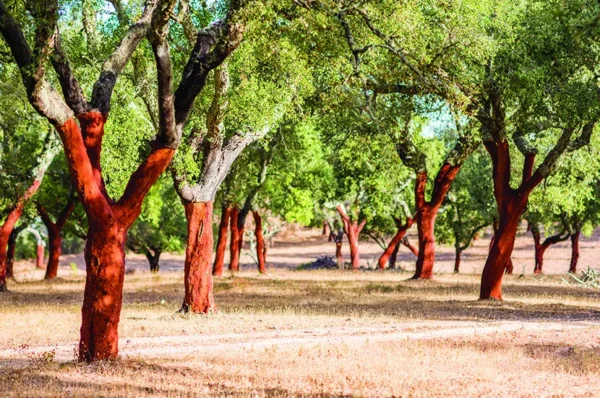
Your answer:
1;267;600;397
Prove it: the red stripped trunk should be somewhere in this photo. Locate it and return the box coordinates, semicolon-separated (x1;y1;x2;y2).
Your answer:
569;229;580;273
0;180;42;291
533;245;548;274
412;165;460;280
481;206;523;299
213;205;231;276
36;244;45;269
480;142;534;300
39;199;76;279
336;205;366;271
347;225;361;270
229;207;240;272
45;228;62;279
181;201;214;313
378;218;413;270
413;206;436;279
253;211;267;274
79;222;127;362
65;113;176;361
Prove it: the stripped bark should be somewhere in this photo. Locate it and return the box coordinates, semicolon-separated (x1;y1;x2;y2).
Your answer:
37;197;76;279
477;85;595;300
336;205;366;271
0;0;250;360
378;217;413;270
529;221;570;275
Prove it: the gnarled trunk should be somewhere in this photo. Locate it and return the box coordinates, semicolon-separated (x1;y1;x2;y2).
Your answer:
181;202;214;313
213;205;231;276
569;229;580;273
79;222;127;362
253;211;266;274
229;207;240;272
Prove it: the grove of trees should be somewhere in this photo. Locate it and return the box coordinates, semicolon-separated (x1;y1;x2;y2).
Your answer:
2;0;600;362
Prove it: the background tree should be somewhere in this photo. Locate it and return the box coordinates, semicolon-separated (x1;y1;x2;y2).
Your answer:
436;147;495;273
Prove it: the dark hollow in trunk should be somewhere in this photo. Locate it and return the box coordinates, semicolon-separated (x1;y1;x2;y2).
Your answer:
213;205;231;276
253;211;267;274
181;201;214;313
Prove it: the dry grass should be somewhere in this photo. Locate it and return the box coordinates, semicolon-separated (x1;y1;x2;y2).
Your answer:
1;269;600;397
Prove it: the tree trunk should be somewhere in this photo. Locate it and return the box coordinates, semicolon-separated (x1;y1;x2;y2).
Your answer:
213;205;231;276
322;221;330;236
253;211;267;274
144;249;161;273
336;205;365;271
229;207;240;272
36;244;45;269
6;229;19;279
533;245;547;275
389;243;399;269
411;166;460;280
181;201;214;313
480;201;524;300
569;229;580;273
335;241;344;268
0;189;37;291
378;218;413;270
78;223;127;362
45;229;62;279
347;225;360;270
454;246;462;273
413;206;436;279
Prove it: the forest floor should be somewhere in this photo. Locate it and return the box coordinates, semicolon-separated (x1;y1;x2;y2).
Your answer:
2;229;600;396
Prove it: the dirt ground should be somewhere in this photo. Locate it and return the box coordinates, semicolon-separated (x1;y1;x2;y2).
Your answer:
2;227;600;397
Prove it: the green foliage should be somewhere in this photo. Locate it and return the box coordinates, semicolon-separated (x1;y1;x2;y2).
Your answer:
127;178;187;256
